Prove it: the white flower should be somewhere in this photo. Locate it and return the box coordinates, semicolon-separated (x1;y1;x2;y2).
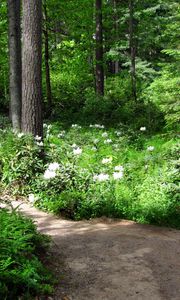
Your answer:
35;135;42;141
102;157;112;164
44;169;57;179
17;132;24;138
43;123;47;128
115;130;121;136
58;131;65;138
48;162;60;171
91;147;97;151
114;165;124;172
93;173;109;182
71;143;77;148
89;124;93;128
28;194;35;203
113;172;123;180
72;124;81;128
36;141;43;146
73;147;82;155
102;132;108;138
147;146;154;151
104;139;112;144
93;139;99;144
140;127;146;131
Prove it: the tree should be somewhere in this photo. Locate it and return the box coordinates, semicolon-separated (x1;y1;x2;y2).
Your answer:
95;0;104;96
21;0;43;137
7;0;21;130
43;0;52;113
129;0;137;101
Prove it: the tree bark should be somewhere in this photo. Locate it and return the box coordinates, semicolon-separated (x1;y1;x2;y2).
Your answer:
8;0;21;130
43;0;52;112
95;0;104;96
129;0;137;102
113;0;119;74
21;0;43;137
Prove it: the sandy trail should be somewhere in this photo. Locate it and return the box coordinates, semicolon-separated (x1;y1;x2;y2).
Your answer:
11;201;180;300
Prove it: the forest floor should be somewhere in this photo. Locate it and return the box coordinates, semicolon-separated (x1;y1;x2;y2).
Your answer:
11;200;180;300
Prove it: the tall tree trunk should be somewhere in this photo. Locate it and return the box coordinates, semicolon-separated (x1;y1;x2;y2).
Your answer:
43;0;52;112
95;0;104;96
8;0;21;130
21;0;43;137
113;0;119;74
129;0;137;102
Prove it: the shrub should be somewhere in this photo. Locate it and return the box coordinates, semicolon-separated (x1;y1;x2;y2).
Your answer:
0;208;53;300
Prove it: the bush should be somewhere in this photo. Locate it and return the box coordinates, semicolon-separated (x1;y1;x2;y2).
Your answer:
0;130;44;194
82;75;164;131
0;208;53;300
0;123;179;228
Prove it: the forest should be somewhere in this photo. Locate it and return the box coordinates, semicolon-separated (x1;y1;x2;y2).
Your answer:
0;0;179;299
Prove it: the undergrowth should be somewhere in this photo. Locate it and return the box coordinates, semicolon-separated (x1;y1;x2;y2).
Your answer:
0;123;179;228
0;207;53;300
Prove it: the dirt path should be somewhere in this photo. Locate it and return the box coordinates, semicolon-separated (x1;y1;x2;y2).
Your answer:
11;201;180;300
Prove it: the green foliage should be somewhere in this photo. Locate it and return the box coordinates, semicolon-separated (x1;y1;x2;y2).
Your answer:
144;1;180;130
1;123;179;228
0;130;44;194
83;74;163;131
145;67;180;130
0;208;53;300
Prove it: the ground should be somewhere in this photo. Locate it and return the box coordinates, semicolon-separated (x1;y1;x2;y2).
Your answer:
12;201;180;300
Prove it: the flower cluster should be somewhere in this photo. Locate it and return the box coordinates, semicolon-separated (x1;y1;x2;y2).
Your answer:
140;127;146;131
93;139;99;144
34;135;43;146
113;165;124;180
104;139;112;144
113;172;123;179
115;130;121;136
102;157;112;164
17;132;24;138
43;124;52;139
93;164;124;182
72;124;82;129
58;130;66;138
93;173;109;182
114;165;124;172
73;147;82;155
43;162;60;179
89;124;105;129
102;132;108;138
147;146;154;151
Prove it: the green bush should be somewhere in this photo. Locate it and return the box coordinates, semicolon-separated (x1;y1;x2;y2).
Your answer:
0;208;53;300
82;75;164;131
0;123;179;228
0;130;44;194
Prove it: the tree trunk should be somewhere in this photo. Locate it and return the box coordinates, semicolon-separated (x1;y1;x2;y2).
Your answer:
21;0;43;137
129;0;137;102
113;0;119;74
43;0;52;113
8;0;21;130
95;0;104;96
